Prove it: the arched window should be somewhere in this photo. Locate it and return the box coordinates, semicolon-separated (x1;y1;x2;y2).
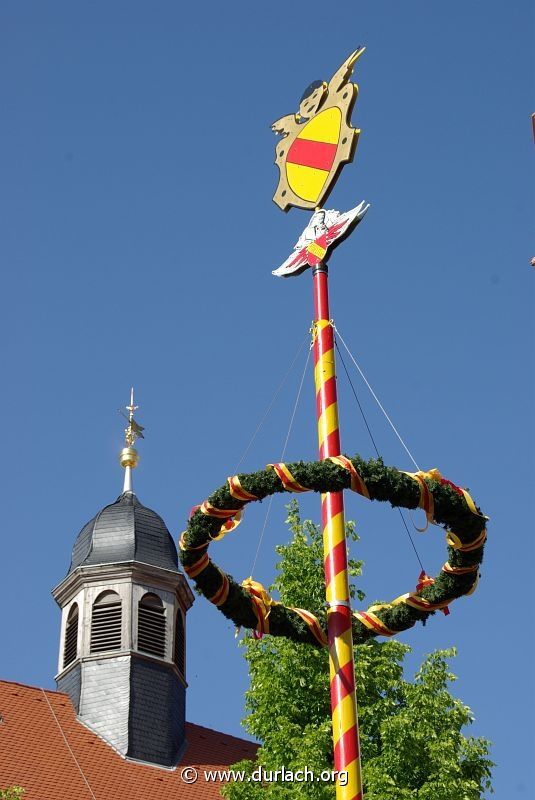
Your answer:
174;611;185;676
138;593;166;659
90;591;122;654
63;603;79;668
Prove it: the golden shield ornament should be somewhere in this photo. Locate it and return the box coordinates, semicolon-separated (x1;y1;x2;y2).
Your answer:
272;48;365;212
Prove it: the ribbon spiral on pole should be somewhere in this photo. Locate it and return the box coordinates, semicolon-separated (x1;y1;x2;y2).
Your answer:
312;266;363;800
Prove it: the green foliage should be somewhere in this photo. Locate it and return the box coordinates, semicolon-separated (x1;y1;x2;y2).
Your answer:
180;457;487;646
0;789;25;800
222;502;493;799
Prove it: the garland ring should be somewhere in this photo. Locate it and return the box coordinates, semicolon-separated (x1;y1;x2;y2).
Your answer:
179;455;487;648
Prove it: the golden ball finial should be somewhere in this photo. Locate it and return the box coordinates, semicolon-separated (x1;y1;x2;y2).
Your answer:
119;388;144;492
120;446;139;469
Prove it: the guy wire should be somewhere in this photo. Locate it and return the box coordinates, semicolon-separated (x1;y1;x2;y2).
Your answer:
234;333;309;473
334;337;425;573
250;344;312;575
334;325;420;471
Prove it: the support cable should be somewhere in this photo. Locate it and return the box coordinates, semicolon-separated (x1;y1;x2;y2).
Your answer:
233;333;309;473
41;689;98;800
333;325;420;471
335;338;425;573
250;344;312;575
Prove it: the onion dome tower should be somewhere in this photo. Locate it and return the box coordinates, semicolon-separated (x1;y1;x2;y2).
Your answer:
52;391;194;767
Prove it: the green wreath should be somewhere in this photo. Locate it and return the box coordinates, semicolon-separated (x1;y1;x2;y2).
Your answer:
179;455;487;648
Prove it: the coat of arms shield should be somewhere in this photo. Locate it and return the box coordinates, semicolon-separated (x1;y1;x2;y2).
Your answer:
272;48;365;212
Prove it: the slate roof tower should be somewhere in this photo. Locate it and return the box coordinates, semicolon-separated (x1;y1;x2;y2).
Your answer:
52;392;194;767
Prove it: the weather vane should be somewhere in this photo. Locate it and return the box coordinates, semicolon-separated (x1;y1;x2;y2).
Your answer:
123;387;144;448
119;387;144;492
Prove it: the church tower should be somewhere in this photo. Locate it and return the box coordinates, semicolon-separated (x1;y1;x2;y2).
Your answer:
52;392;194;767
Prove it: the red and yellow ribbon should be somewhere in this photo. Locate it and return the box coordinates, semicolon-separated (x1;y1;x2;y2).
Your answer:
403;468;441;528
240;578;329;647
355;556;485;629
267;462;310;493
290;607;329;647
183;551;210;579
415;570;435;592
442;561;479;576
402;469;483;534
447;528;487;552
200;500;241;519
208;570;230;607
228;475;258;503
241;577;276;637
328;455;370;499
196;500;243;541
179;530;209;553
392;592;451;614
353;610;398;637
414;570;449;615
437;477;481;518
184;554;231;607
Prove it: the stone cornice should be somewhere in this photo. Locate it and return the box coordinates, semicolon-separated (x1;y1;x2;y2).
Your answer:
52;561;194;610
55;651;188;689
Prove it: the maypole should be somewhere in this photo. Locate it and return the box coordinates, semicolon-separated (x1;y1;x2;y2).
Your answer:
312;263;363;799
271;49;369;799
179;43;487;800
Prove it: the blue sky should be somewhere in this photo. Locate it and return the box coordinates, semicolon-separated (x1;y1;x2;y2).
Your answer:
0;1;533;796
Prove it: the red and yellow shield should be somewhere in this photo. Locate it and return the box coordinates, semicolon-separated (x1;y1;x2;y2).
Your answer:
285;108;342;204
272;49;365;212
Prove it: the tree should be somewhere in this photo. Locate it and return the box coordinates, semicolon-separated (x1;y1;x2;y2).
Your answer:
222;501;493;799
0;789;25;800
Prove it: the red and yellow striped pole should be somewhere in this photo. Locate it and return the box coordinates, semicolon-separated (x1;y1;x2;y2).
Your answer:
312;262;363;800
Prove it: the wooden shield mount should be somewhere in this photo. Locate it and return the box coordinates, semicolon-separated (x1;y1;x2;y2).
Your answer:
272;48;365;212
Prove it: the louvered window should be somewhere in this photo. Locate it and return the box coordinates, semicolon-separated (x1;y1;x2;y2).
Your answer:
138;593;166;659
90;591;122;654
174;611;185;676
63;604;79;668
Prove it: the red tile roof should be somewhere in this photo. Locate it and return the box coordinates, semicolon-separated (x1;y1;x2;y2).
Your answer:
0;680;257;799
